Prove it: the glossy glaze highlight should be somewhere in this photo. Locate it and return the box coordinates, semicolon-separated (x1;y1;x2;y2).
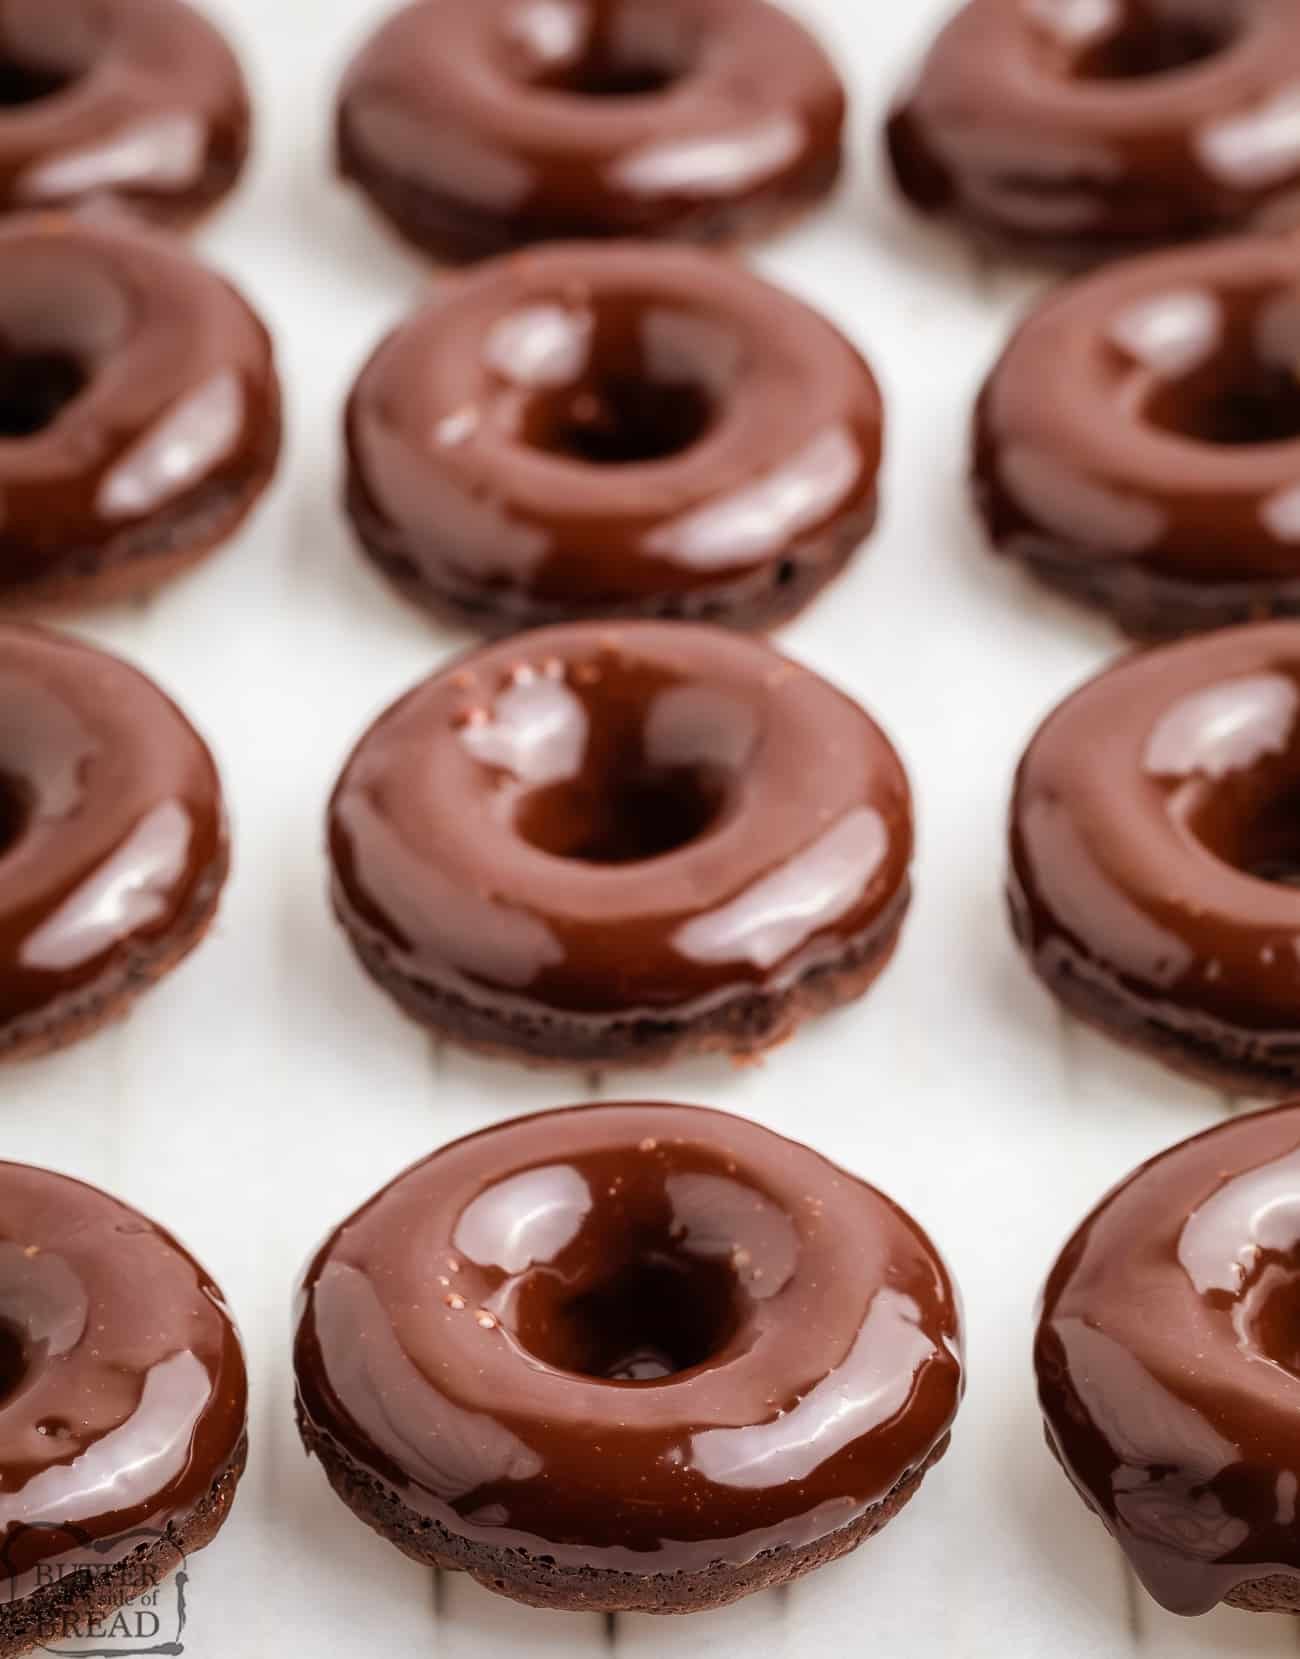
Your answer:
345;242;882;635
0;623;227;1058
887;0;1300;262
328;620;912;1064
336;0;845;263
1037;1101;1300;1614
294;1102;963;1605
976;234;1300;637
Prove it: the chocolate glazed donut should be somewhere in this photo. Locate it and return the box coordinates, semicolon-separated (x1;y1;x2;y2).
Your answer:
0;624;228;1061
345;244;883;636
0;215;280;609
294;1102;964;1614
328;621;913;1067
887;0;1300;263
0;0;251;228
1009;621;1300;1094
335;0;845;263
1037;1101;1300;1616
0;1160;246;1657
976;234;1300;638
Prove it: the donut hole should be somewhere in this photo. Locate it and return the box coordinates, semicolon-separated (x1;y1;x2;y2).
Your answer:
504;298;740;468
539;50;680;98
1177;735;1300;882
0;773;28;856
504;2;689;98
1147;361;1300;447
1071;7;1234;80
0;351;87;438
517;756;726;863
526;375;715;465
0;2;103;108
0;56;76;104
1142;289;1300;448
516;1251;741;1380
0;1320;27;1403
1221;780;1300;886
1243;1260;1300;1377
465;655;756;865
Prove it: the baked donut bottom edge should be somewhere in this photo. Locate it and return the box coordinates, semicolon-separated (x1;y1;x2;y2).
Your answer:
336;126;843;266
0;839;230;1064
0;392;282;613
0;1432;247;1659
297;1413;949;1614
346;472;877;637
1011;917;1300;1097
987;536;1300;643
334;880;911;1068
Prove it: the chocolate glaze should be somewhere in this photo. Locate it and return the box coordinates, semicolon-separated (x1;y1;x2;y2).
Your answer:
887;0;1300;262
0;1159;246;1594
1036;1101;1300;1615
0;215;279;606
1009;621;1300;1091
0;623;227;1053
295;1102;963;1575
345;243;883;635
976;234;1300;638
336;0;845;263
328;621;912;1056
0;0;250;228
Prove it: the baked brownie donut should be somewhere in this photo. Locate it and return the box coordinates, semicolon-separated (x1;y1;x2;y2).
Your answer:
335;0;845;263
0;1159;246;1656
345;243;883;635
0;0;250;228
1009;621;1300;1093
1037;1100;1300;1615
328;621;913;1066
294;1101;963;1614
976;234;1300;638
887;0;1300;263
0;215;279;609
0;623;228;1061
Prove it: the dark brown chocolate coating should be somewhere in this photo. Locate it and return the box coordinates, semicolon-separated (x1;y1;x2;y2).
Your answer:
1037;1101;1300;1615
294;1102;963;1610
976;234;1300;638
0;0;250;228
1009;621;1300;1092
336;0;845;263
887;0;1300;263
0;623;228;1058
345;243;883;636
0;1159;246;1597
0;215;280;608
327;621;913;1065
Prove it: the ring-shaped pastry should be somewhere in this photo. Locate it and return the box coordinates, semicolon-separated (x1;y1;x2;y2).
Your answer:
0;1160;246;1646
0;623;228;1060
295;1101;963;1613
1011;621;1300;1092
346;243;883;635
976;234;1300;637
888;0;1300;262
336;0;845;261
328;621;913;1066
1038;1101;1300;1615
0;0;251;228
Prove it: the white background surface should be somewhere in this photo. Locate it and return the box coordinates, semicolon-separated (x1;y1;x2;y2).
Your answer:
8;0;1298;1654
